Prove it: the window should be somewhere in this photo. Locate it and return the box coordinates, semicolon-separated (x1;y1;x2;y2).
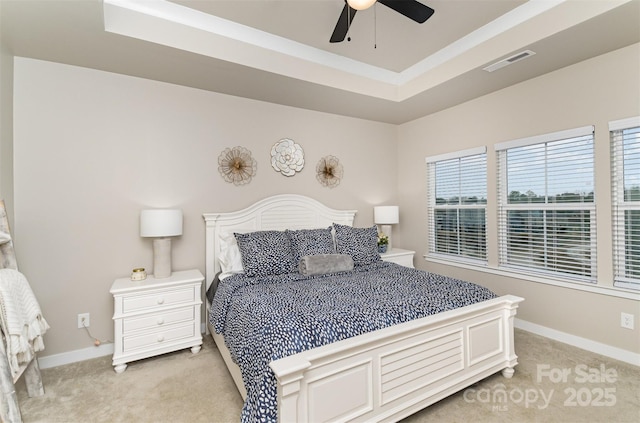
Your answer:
611;116;640;290
426;147;487;262
496;126;595;282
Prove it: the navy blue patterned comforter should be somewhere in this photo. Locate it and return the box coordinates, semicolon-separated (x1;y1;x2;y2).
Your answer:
211;261;496;423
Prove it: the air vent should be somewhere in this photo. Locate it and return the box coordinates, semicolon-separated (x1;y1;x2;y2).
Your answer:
483;50;536;73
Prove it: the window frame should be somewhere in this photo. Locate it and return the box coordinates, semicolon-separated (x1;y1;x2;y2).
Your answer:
495;126;596;283
610;116;640;290
425;146;487;264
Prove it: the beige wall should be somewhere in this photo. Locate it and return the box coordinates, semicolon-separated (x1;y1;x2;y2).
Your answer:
7;44;640;360
398;43;640;355
12;58;397;356
0;2;14;221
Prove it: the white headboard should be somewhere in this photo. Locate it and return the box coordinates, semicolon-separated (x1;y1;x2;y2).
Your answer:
202;194;357;291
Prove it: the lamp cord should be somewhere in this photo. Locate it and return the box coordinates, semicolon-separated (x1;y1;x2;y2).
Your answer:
81;320;112;347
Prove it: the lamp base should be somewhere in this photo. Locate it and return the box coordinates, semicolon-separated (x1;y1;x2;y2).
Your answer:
379;224;393;251
152;238;172;279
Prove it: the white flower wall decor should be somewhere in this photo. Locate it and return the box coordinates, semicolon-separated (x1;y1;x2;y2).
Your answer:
218;146;257;186
271;138;305;176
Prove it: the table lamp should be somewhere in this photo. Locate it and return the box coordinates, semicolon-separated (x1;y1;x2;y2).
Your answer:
374;205;399;250
140;209;183;279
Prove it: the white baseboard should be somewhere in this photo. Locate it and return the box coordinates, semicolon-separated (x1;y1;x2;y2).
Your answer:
515;318;640;366
37;324;208;369
36;321;639;369
37;342;114;370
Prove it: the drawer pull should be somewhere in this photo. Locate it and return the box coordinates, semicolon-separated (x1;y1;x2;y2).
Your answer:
157;335;165;343
157;298;165;305
156;318;164;325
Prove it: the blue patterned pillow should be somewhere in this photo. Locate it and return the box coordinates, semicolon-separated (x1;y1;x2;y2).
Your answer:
286;227;334;264
234;231;295;277
333;223;381;266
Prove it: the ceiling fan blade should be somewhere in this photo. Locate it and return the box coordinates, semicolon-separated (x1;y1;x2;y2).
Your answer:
330;3;358;43
378;0;434;23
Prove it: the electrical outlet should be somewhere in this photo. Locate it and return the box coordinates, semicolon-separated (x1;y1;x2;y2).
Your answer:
620;312;634;330
77;313;90;329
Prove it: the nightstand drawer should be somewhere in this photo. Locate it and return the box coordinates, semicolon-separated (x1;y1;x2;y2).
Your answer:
123;322;196;352
122;306;195;334
122;287;194;313
111;269;204;373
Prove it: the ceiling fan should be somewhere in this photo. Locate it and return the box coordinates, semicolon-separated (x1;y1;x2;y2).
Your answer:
330;0;435;43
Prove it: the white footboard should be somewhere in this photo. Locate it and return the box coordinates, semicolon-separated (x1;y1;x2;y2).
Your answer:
270;294;523;423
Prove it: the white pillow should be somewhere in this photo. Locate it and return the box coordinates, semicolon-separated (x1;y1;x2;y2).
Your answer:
0;231;11;245
218;231;243;277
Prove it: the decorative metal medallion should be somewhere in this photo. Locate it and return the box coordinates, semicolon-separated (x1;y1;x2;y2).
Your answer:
316;155;343;188
271;138;304;176
218;146;257;186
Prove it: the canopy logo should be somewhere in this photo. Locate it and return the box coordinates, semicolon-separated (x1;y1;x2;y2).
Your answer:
463;363;618;412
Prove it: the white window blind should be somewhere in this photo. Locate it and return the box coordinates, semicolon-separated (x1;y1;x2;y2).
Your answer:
496;126;596;281
426;147;487;262
611;116;640;290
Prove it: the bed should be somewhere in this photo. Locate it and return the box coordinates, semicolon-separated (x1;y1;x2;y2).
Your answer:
203;194;523;422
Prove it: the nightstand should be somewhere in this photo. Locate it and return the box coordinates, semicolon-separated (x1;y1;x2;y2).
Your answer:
381;248;415;268
110;269;204;373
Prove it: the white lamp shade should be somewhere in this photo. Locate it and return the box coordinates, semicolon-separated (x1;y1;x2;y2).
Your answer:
347;0;377;10
374;206;399;225
140;209;183;237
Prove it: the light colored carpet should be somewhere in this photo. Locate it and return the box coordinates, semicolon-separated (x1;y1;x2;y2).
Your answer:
15;329;640;422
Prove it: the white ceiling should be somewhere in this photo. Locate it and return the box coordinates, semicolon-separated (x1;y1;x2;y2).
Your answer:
2;0;639;124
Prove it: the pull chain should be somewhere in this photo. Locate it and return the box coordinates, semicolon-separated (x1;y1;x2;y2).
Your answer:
374;2;377;49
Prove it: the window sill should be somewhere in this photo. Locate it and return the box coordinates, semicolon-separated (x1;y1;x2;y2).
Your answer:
423;254;640;301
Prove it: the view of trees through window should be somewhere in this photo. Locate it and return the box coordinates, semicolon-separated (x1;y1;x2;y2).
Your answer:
427;123;639;289
499;132;595;280
431;153;486;260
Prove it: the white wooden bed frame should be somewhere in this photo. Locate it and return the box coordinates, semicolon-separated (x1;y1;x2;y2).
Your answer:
203;194;523;423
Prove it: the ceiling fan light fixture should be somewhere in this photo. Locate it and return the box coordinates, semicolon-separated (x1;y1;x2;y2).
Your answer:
346;0;376;11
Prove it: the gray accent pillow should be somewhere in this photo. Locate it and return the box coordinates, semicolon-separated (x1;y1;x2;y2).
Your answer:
234;230;295;277
333;223;381;266
299;254;354;276
286;227;334;264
